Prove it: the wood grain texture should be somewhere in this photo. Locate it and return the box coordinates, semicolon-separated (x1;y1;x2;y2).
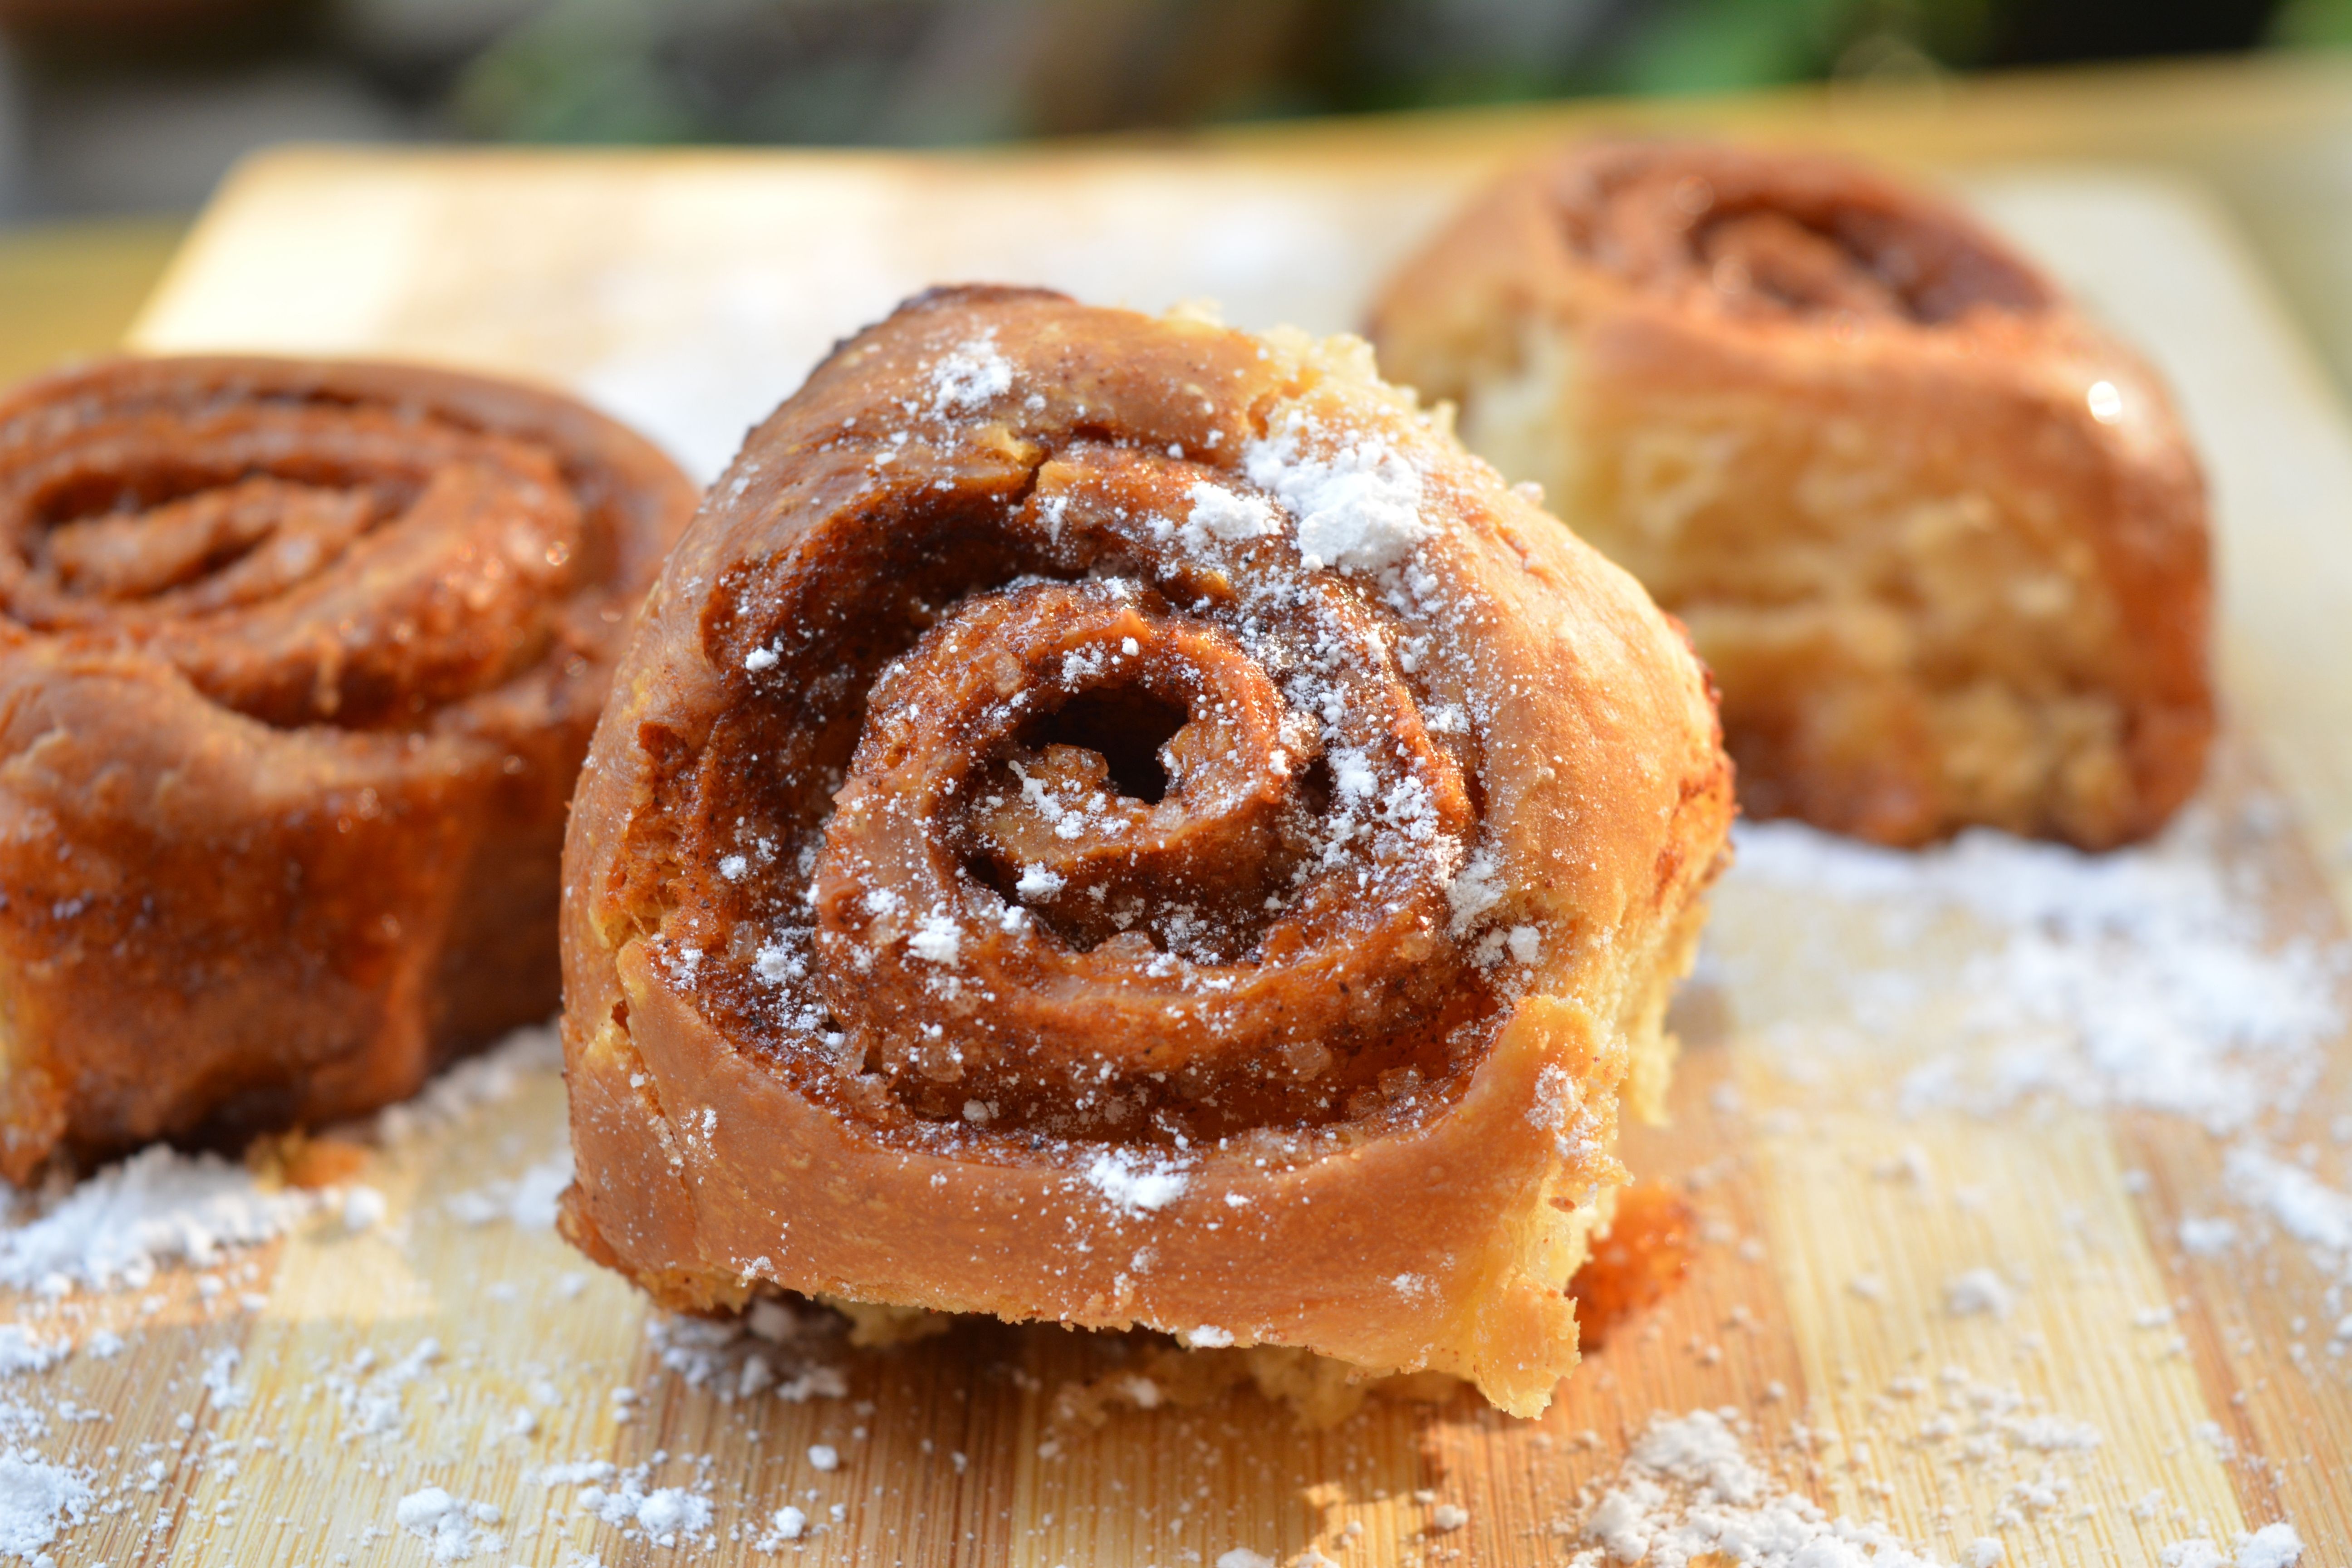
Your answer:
8;137;2343;1568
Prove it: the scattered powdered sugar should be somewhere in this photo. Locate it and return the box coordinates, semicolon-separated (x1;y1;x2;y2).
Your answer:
930;333;1013;414
1565;1410;1945;1568
907;914;963;966
576;1480;713;1544
0;1332;61;1382
1180;481;1281;551
1014;864;1065;901
1080;1150;1191;1214
394;1485;504;1562
757;1504;808;1546
0;1146;319;1293
322;1337;441;1441
342;1184;389;1233
200;1345;249;1410
536;1448;718;1547
2160;1524;2305;1568
1944;1268;2017;1320
534;1460;617;1487
1446;848;1506;934
1725;813;2345;1132
0;1449;90;1562
1243;412;1431;573
0;1025;563;1301
643;1308;848;1405
445;1150;574;1231
2180;1216;2239;1256
2222;1147;2352;1280
374;1026;565;1146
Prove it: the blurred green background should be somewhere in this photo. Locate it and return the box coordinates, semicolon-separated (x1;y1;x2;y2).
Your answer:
0;0;2344;220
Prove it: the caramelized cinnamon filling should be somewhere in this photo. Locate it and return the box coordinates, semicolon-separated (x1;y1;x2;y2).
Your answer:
0;394;598;728
1558;147;2051;325
1568;1181;1695;1347
665;436;1501;1148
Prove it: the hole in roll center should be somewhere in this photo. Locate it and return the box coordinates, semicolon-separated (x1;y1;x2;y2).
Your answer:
1020;683;1188;806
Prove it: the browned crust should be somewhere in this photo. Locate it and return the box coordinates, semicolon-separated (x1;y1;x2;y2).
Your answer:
558;288;1733;1416
1367;139;2213;849
0;355;698;1179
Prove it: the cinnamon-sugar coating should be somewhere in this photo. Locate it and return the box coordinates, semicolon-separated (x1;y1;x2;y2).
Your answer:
560;289;1733;1414
0;357;695;1179
1370;140;2212;848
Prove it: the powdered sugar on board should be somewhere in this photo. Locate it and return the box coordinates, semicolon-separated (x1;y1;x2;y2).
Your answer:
1715;802;2347;1132
1699;774;2340;1560
0;1149;321;1295
1565;1410;1946;1568
0;1448;92;1564
393;1485;504;1562
0;1026;567;1298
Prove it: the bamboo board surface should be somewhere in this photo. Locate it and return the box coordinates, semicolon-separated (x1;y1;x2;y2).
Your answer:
4;143;2343;1567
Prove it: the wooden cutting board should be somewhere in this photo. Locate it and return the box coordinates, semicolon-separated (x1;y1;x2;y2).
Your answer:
7;139;2345;1568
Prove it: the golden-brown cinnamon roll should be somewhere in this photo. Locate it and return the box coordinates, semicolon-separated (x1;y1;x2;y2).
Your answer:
558;287;1732;1415
1369;140;2212;848
0;356;696;1180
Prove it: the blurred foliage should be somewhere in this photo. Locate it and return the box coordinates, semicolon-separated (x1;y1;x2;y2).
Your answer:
2271;0;2352;44
0;0;2304;148
436;0;2287;146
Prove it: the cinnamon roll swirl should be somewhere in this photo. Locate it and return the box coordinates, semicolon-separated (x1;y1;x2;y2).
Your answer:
559;288;1733;1415
1369;140;2212;848
0;356;696;1180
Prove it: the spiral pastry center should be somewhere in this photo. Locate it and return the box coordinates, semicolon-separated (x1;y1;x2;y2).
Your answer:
1558;148;2052;325
0;395;588;727
675;428;1497;1146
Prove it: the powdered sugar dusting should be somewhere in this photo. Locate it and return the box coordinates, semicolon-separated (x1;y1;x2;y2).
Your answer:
2160;1524;2306;1568
930;333;1013;414
576;1479;714;1544
0;1449;91;1561
445;1150;574;1231
1181;481;1281;551
0;1147;319;1293
907;913;963;966
1723;811;2345;1132
0;1331;62;1381
2224;1146;2352;1279
1081;1150;1190;1215
1243;411;1430;573
1945;1268;2017;1320
394;1485;504;1561
1568;1410;1945;1568
374;1025;564;1144
1446;848;1505;935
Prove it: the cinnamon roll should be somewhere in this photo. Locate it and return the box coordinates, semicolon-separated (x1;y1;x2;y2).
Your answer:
1369;140;2212;848
0;356;696;1180
558;287;1733;1415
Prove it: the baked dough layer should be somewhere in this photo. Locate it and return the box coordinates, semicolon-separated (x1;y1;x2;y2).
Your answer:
1370;140;2212;848
559;288;1732;1415
0;356;696;1179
